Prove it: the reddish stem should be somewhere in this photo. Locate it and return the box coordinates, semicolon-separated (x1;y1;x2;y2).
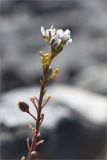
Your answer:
26;69;48;160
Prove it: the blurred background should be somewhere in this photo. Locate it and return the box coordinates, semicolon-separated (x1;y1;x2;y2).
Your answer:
0;0;107;159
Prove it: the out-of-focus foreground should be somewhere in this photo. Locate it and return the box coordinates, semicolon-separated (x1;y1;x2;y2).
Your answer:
0;0;107;159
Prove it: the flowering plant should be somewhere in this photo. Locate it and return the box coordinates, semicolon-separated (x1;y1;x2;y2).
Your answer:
18;25;72;160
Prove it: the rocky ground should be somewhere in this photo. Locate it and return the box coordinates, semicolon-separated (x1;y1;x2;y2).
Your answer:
0;0;107;159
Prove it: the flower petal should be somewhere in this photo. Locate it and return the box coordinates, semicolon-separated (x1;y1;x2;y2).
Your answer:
64;29;70;35
57;29;64;38
45;29;49;37
41;26;46;36
66;38;72;45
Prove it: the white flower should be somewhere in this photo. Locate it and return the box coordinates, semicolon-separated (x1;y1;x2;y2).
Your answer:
41;26;46;37
41;25;56;37
41;25;72;46
62;29;71;40
56;29;64;38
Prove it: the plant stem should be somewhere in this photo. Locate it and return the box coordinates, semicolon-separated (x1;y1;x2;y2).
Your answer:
27;68;48;160
28;111;37;121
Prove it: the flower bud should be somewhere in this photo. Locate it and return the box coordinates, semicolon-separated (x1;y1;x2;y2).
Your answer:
29;96;35;104
21;156;26;160
32;128;36;136
30;151;37;159
36;140;44;146
53;68;59;77
18;101;29;112
41;53;51;69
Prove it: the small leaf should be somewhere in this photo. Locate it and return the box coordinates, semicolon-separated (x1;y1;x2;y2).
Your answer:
40;113;44;120
36;140;44;146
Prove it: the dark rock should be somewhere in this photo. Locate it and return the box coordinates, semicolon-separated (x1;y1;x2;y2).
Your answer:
0;85;106;159
0;118;106;159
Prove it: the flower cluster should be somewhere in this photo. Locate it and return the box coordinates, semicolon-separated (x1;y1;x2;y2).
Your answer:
41;25;72;66
41;25;72;46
